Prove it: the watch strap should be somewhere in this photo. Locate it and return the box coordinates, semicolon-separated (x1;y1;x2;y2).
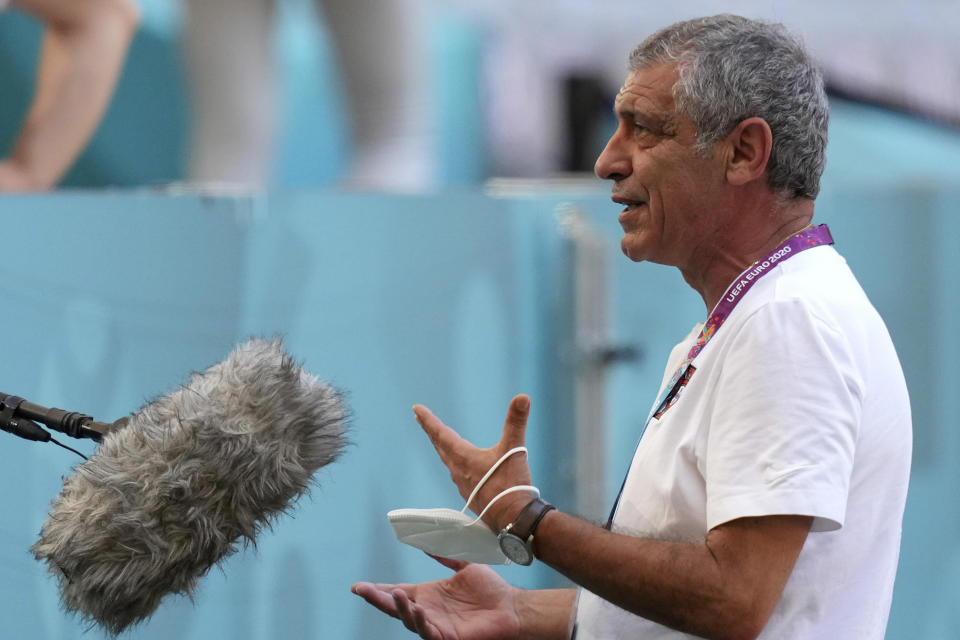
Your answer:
508;497;556;542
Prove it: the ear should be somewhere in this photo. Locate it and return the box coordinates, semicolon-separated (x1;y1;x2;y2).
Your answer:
725;117;773;187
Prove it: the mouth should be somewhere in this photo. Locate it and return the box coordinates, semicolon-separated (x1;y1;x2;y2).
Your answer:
612;196;645;210
612;197;647;221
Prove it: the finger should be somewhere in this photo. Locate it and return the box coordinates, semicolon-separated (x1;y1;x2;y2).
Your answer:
373;582;418;593
413;404;471;457
351;583;400;618
427;553;470;572
499;394;531;449
412;602;444;640
392;589;419;634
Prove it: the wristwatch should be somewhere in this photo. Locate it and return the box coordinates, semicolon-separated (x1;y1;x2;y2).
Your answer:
498;497;555;565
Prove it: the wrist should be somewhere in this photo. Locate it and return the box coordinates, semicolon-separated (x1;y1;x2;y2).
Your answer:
489;491;537;531
498;498;556;566
515;588;578;640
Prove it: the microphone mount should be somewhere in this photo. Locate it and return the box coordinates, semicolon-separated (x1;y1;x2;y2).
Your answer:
0;393;115;443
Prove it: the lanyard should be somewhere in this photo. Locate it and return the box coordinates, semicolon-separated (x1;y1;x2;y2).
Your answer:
604;223;834;528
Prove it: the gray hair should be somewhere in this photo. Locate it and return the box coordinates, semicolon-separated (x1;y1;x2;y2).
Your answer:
630;14;829;199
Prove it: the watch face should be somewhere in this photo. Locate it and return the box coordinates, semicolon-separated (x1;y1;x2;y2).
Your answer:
498;533;533;565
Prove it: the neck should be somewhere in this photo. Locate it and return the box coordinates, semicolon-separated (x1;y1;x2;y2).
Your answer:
682;199;815;314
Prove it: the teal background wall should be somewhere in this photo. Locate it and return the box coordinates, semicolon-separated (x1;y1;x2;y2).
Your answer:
0;185;956;638
0;193;574;639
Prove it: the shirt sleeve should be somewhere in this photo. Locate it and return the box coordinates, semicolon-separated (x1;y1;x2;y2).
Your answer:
704;298;864;532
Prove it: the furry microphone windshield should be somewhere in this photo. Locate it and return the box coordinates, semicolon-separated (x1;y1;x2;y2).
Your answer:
31;338;349;635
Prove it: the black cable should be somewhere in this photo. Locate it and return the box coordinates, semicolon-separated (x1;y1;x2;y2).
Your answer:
49;437;88;461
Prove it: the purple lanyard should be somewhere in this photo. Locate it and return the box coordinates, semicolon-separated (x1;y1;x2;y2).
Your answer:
686;223;834;363
604;223;834;528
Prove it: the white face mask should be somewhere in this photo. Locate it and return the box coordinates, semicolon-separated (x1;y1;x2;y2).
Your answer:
387;447;537;565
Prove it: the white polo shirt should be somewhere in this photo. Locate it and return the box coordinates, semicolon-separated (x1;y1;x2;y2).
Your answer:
575;245;912;639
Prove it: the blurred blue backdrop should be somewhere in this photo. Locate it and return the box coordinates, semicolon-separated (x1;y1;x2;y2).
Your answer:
0;182;956;638
1;1;959;638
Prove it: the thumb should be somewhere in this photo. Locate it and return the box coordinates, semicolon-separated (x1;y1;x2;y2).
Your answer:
427;554;470;572
500;394;530;449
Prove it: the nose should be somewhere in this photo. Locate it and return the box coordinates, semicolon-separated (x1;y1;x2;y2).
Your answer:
594;127;631;181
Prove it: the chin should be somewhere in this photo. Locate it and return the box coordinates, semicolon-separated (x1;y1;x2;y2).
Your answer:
620;237;648;263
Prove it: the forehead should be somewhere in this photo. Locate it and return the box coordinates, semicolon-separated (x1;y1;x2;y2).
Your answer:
615;63;680;116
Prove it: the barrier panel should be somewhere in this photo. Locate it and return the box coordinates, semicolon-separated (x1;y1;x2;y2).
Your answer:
0;186;955;638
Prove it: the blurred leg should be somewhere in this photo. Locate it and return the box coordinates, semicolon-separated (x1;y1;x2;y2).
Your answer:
183;0;277;187
319;0;433;190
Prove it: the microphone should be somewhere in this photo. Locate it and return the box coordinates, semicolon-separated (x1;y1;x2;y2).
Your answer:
30;338;350;634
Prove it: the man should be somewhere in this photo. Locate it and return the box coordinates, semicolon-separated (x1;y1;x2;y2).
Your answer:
353;14;912;640
0;0;138;191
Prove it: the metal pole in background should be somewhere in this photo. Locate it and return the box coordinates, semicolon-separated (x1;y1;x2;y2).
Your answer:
556;203;640;522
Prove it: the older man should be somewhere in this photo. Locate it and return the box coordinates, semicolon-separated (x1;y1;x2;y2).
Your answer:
354;14;911;640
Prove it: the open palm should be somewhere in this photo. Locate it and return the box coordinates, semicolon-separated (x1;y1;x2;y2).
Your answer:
352;558;522;640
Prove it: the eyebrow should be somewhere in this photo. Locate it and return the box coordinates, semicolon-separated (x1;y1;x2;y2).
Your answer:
614;101;677;137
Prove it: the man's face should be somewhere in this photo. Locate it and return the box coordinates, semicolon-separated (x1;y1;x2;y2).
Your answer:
595;63;727;268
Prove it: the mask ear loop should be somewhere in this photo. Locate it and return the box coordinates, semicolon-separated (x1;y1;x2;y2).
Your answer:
461;446;527;514
468;484;540;526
